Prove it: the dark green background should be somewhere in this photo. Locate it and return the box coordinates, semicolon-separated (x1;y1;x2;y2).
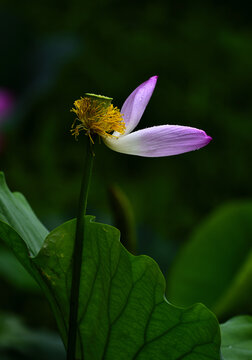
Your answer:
0;0;251;337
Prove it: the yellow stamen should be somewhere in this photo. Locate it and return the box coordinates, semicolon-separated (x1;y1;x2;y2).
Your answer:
71;95;125;142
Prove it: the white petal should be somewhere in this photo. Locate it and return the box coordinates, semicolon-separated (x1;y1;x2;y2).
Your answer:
104;125;212;157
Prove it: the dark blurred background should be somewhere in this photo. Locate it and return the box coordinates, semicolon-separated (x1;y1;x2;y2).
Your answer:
0;0;251;357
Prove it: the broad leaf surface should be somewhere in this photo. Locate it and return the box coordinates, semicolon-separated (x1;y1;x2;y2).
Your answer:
0;172;221;359
167;202;252;319
0;172;75;338
0;172;47;290
34;217;220;359
0;172;48;256
221;316;252;360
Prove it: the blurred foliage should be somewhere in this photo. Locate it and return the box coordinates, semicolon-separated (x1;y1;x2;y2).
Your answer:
108;184;137;254
220;316;252;360
166;201;252;321
0;313;65;360
0;0;251;346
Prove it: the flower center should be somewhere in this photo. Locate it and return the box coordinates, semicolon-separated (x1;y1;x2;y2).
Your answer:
71;94;125;143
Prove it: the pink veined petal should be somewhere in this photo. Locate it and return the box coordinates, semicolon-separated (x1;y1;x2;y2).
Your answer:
104;125;212;157
119;76;158;135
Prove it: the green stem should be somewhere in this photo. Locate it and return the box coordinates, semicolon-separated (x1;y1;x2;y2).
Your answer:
67;138;94;360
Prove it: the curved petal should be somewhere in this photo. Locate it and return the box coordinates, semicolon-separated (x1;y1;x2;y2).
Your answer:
104;125;212;157
119;76;158;135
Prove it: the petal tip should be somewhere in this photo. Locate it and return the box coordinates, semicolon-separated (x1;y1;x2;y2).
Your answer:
199;130;212;145
150;75;158;82
206;135;212;144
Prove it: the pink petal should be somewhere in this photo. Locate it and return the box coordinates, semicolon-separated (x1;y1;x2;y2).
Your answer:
120;76;158;135
104;125;212;157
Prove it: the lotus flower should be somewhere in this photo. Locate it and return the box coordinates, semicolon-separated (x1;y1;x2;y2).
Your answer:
72;76;212;157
